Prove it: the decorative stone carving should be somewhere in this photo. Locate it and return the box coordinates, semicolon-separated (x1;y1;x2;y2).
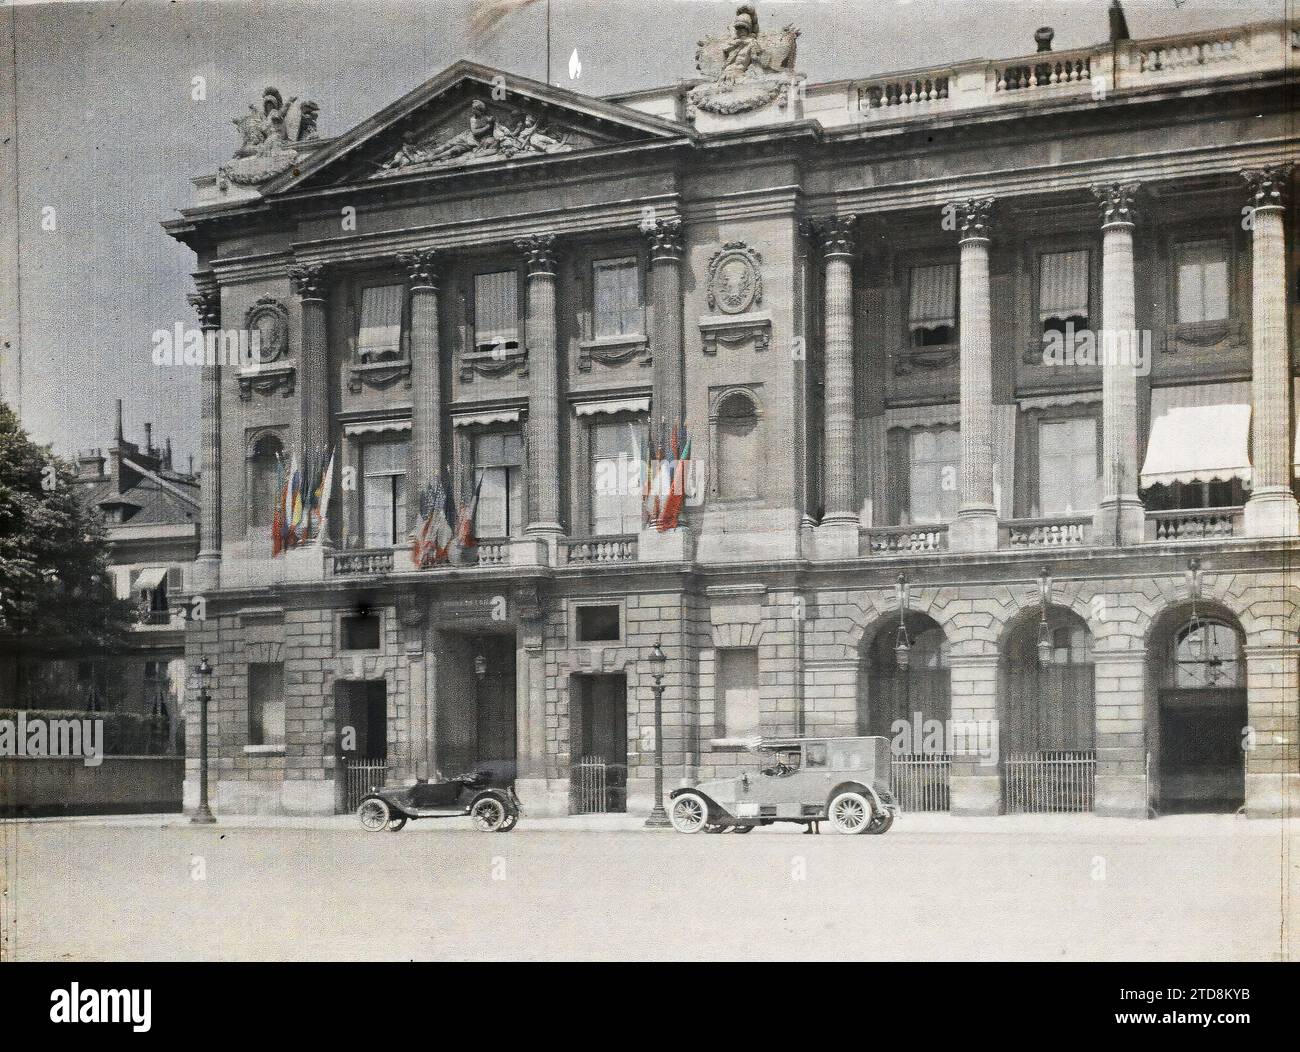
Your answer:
639;216;685;259
187;281;220;331
1242;164;1293;211
1093;182;1141;227
577;336;651;372
805;215;856;257
238;364;296;402
516;233;558;276
376;100;577;176
289;262;327;300
950;198;995;241
398;248;440;289
688;4;802;117
348;360;411;394
706;241;763;315
219;87;319;187
243;296;289;364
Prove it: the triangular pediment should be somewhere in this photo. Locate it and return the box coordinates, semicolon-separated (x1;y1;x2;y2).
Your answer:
265;61;690;193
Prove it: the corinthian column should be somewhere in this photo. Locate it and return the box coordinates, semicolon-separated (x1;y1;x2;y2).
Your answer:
949;199;998;552
517;234;563;542
290;264;331;535
812;215;858;528
641;217;685;430
1242;165;1299;537
189;277;222;590
398;249;442;532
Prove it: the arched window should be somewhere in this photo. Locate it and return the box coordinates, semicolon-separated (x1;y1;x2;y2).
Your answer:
717;392;759;500
248;434;283;530
1173;620;1241;688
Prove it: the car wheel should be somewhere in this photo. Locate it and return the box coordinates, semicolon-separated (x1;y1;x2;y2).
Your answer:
358;798;390;832
496;812;519;832
827;791;873;835
669;792;709;833
386;815;407;832
865;811;894;835
470;796;507;831
731;824;755;834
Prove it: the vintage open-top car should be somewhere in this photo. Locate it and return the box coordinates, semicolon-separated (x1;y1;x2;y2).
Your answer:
668;736;898;835
357;771;522;832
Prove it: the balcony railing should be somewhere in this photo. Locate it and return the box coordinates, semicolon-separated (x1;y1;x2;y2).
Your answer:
861;524;949;555
475;539;510;567
1002;516;1093;548
1145;507;1243;542
563;535;638;565
330;548;395;576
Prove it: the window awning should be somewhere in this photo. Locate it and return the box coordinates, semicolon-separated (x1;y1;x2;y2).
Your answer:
1140;383;1252;488
573;396;651;417
452;409;521;428
134;566;168;592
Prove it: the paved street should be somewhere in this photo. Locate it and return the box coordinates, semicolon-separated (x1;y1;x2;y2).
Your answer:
3;815;1297;961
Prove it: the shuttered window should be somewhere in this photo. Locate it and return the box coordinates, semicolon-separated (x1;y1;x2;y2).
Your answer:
474;271;519;355
591;419;642;535
1037;417;1098;515
362;439;408;548
593;257;642;338
908;264;958;345
1039;250;1090;324
472;432;524;538
357;284;404;361
1176;241;1229;323
907;428;961;523
248;663;285;746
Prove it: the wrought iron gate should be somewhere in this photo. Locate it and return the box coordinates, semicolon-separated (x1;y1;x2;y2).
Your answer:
344;758;392;813
890;754;951;812
570;755;609;814
1004;750;1095;813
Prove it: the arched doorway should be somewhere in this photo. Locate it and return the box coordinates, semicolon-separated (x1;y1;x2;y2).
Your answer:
1000;607;1095;812
1149;606;1246;814
858;613;951;810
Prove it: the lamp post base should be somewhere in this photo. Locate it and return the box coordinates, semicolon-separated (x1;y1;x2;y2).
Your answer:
190;806;216;825
644;806;672;829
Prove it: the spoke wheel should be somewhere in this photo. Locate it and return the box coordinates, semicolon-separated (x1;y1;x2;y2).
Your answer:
828;791;873;835
669;793;709;833
865;812;894;835
471;797;507;831
496;812;519;832
358;798;390;832
386;816;407;832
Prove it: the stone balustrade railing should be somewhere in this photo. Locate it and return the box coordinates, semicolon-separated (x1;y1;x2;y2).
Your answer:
861;524;949;555
1002;516;1093;548
563;535;638;565
475;539;510;567
1145;507;1243;542
330;548;395;576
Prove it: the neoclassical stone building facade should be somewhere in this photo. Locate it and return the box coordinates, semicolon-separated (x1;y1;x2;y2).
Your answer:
165;10;1300;818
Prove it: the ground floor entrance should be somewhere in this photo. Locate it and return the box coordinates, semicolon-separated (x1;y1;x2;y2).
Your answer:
1158;688;1247;814
569;673;628;813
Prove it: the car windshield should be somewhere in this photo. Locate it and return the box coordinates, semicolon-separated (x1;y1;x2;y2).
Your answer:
760;748;801;775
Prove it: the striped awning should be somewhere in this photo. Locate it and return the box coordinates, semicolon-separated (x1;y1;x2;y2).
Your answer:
134;566;168;592
1141;382;1252;487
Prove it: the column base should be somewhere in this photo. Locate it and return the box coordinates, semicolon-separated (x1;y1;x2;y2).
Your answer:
808;520;859;560
193;553;221;592
1243;487;1300;539
948;509;998;553
1093;497;1145;546
638;526;695;563
1245;772;1300;818
524;523;564;563
949;770;1002;816
1094;774;1149;818
509;536;551;568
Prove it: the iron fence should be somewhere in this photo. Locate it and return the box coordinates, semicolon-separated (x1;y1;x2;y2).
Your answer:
1004;750;1096;813
889;753;951;812
344;758;393;814
570;756;628;814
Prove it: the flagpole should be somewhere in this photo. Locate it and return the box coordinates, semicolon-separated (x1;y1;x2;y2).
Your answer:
546;0;552;85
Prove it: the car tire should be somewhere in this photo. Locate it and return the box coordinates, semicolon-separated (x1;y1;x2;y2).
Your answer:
497;812;519;832
358;798;390;832
386;815;407;832
865;811;894;835
470;796;507;832
827;790;874;835
669;792;710;833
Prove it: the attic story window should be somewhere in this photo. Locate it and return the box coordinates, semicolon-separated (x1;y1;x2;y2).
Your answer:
908;264;957;346
474;271;519;355
357;284;404;362
1039;250;1090;329
593;258;643;338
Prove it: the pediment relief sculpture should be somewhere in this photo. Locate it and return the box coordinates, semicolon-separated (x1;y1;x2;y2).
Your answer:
689;4;802;117
219;87;320;187
375;100;582;177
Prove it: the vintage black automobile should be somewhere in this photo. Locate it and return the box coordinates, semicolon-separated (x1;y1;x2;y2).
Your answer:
357;772;522;832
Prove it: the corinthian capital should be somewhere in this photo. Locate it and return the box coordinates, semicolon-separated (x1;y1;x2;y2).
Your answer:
947;198;995;242
639;216;684;261
515;234;558;276
1092;182;1141;228
1242;164;1293;212
804;214;857;257
398;248;441;290
289;262;328;300
187;278;220;331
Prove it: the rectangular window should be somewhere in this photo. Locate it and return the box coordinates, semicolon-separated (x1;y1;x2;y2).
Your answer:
474;271;519;355
1039;250;1090;329
472;432;524;538
1176;241;1229;324
248;663;285;747
590;419;643;535
341;612;381;651
362;439;408;548
592;257;642;338
716;649;760;739
1037;417;1098;516
908;264;957;346
908;428;961;524
357;284;404;361
576;604;621;643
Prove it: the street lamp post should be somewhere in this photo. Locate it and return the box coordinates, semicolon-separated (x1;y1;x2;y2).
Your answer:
191;656;216;824
644;639;671;828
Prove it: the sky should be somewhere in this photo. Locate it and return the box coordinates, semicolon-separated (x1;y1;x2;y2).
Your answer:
2;0;1289;467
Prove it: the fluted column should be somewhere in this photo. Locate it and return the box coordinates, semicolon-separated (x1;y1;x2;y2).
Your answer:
642;217;685;430
812;215;858;527
398;249;442;533
949;199;999;552
517;234;563;540
1242;165;1299;537
189;278;222;589
290;264;331;539
1092;182;1145;546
